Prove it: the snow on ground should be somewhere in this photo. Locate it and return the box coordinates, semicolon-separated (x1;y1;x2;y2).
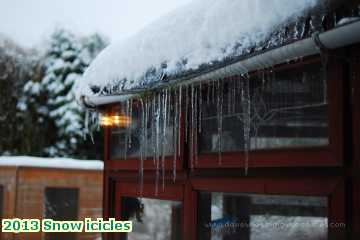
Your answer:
0;156;103;170
76;0;323;99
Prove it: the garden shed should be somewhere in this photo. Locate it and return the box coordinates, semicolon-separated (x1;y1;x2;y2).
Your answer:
76;0;360;239
0;157;103;240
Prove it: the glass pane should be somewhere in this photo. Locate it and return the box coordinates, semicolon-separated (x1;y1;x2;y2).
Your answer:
199;64;328;153
121;197;182;240
110;96;175;160
44;188;79;240
198;192;328;240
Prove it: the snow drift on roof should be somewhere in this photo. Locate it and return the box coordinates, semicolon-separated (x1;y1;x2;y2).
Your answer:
75;0;323;99
0;156;103;170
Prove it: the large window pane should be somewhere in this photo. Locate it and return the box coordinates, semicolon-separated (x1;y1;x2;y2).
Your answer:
121;197;182;240
198;192;328;240
110;97;175;160
199;64;328;153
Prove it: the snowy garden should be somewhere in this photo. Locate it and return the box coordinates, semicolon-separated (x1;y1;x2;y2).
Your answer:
0;29;107;159
1;0;360;239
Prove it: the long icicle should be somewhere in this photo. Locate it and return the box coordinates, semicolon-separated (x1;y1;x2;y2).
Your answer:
155;92;161;195
152;94;156;166
242;75;251;175
162;89;168;191
190;85;195;171
139;98;145;196
178;85;182;157
217;79;223;165
173;88;178;183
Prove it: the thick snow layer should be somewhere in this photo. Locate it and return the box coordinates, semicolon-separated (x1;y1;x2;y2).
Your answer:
0;156;103;170
76;0;322;98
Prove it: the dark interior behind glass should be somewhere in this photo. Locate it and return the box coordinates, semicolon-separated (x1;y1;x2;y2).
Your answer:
199;64;328;153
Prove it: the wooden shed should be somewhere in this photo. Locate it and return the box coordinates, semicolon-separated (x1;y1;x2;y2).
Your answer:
77;0;360;239
0;157;103;240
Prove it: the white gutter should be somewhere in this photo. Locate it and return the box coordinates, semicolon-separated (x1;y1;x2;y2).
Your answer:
83;20;360;108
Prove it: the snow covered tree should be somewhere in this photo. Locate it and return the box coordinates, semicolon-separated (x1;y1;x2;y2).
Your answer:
38;29;107;157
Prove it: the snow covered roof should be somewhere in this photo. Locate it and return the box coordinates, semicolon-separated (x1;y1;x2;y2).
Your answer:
75;0;354;101
0;156;103;170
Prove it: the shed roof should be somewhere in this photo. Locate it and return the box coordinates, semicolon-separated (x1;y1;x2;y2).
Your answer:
75;0;358;101
0;156;103;170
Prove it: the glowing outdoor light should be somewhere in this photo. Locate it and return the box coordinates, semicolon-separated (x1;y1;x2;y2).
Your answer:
100;114;132;127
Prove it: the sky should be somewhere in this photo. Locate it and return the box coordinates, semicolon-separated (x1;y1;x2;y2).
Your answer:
0;0;192;48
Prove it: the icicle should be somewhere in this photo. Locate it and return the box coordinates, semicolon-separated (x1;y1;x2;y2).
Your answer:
139;98;145;196
217;80;223;165
207;82;211;103
212;80;216;102
128;98;133;148
178;85;182;157
199;83;202;133
184;85;189;142
152;94;156;166
241;76;251;175
124;100;130;160
88;111;96;144
233;77;237;113
162;89;168;191
155;92;161;195
83;110;89;140
320;53;328;104
227;80;231;115
173;88;179;183
195;87;199;167
190;84;195;170
144;96;149;160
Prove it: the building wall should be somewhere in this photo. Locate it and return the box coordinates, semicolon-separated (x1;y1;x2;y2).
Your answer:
0;167;103;240
0;167;17;240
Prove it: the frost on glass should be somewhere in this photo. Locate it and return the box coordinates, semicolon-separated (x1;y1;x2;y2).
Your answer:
199;64;328;154
198;192;328;240
121;197;182;240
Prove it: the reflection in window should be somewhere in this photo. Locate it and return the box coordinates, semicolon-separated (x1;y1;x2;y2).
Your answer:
110;95;175;160
121;197;182;240
199;64;328;153
44;188;79;240
198;192;328;240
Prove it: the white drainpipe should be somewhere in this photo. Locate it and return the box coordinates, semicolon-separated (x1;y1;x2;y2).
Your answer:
83;20;360;108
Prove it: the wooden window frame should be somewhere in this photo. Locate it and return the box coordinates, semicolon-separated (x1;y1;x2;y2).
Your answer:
193;56;344;169
191;176;346;239
113;178;189;240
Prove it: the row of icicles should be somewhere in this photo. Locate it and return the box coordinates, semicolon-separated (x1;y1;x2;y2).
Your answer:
86;76;253;196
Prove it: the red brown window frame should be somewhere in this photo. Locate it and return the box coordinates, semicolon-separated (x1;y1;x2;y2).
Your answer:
113;177;194;240
104;96;185;171
191;176;346;240
193;56;344;169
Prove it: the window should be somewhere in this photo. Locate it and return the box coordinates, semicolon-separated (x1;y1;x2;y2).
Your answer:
110;98;175;160
121;197;182;240
199;63;328;154
107;90;184;171
44;188;79;240
198;192;328;240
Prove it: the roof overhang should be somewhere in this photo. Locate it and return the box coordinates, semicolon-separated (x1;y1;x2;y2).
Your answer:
81;20;360;109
